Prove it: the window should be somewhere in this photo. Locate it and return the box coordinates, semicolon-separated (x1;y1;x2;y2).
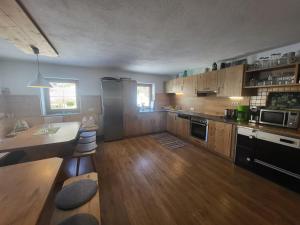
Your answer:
137;83;153;108
42;79;80;115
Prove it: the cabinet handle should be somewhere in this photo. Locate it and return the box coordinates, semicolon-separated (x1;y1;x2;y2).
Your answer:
279;138;295;144
246;157;251;162
249;135;255;139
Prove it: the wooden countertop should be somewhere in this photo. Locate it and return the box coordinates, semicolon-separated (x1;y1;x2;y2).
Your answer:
166;109;300;139
0;157;63;225
0;122;81;153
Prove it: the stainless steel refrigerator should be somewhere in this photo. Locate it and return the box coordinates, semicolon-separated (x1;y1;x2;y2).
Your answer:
101;77;124;141
101;77;137;141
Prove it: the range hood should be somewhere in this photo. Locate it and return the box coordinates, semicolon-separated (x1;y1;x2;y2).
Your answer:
197;90;217;96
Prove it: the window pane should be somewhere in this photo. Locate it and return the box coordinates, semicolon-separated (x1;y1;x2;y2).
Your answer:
137;85;151;107
50;96;64;110
63;83;77;97
46;80;78;112
49;83;64;97
64;97;77;109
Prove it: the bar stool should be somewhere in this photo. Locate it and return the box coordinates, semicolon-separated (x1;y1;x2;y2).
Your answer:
73;131;97;176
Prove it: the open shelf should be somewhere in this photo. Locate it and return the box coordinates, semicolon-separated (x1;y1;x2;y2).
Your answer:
244;83;300;89
245;63;298;73
244;63;300;89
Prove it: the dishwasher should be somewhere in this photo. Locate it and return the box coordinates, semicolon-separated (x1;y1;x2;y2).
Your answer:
235;127;300;193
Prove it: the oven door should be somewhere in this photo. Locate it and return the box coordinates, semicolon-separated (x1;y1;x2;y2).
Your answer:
190;121;207;141
259;110;287;127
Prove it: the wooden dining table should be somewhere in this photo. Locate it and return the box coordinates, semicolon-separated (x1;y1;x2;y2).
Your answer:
0;122;81;153
0;157;63;225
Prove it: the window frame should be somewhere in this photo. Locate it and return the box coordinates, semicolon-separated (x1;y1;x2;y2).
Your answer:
42;78;80;115
137;83;153;109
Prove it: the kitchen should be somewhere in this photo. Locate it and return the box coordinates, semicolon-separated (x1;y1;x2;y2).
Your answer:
1;1;300;225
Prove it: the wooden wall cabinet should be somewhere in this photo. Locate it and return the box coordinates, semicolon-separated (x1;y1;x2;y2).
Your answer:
165;65;253;97
183;76;197;96
217;65;255;97
165;80;175;93
165;77;184;94
197;71;218;92
207;120;234;159
217;65;244;97
175;77;184;93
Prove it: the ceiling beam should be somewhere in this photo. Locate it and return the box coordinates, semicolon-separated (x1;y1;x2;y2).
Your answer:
0;0;58;57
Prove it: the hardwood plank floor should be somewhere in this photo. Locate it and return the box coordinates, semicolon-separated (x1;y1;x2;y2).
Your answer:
97;135;300;225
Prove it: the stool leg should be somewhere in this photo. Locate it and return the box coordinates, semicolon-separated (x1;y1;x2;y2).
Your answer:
91;155;97;172
76;157;81;176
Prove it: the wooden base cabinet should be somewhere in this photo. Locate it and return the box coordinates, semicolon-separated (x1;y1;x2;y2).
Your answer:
124;112;166;137
207;120;234;159
166;112;177;134
166;112;190;140
175;116;190;140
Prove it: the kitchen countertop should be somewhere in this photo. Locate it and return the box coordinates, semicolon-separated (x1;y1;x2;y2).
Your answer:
164;109;300;139
138;108;167;113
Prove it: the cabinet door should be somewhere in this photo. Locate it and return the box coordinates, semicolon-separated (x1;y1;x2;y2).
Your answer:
217;65;244;97
207;120;217;151
206;71;218;91
175;117;190;139
175;77;184;93
183;76;197;96
167;112;177;135
214;122;233;158
207;120;233;158
217;69;226;96
196;74;205;91
224;65;244;97
165;80;175;93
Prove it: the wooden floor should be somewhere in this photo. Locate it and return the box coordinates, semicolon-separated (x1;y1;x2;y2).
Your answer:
97;135;300;225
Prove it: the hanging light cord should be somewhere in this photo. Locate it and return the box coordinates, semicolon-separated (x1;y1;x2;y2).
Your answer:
36;52;40;75
31;45;40;75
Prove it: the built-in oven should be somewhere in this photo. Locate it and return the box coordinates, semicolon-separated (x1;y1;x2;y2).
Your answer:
259;109;299;128
190;116;208;142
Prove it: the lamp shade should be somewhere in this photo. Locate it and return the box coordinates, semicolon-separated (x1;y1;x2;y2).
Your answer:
27;73;52;88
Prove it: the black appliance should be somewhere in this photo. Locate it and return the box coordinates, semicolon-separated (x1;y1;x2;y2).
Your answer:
177;113;191;120
190;117;208;141
235;127;300;193
224;109;237;120
249;106;261;124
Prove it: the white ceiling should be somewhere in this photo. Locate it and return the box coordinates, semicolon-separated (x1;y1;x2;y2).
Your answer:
1;0;300;75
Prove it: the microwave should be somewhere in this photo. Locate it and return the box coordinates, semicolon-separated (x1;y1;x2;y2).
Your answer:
259;109;300;128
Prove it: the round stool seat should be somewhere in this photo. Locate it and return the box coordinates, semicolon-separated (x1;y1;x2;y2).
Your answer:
80;131;96;138
78;135;96;144
58;214;99;225
76;142;98;153
55;179;98;210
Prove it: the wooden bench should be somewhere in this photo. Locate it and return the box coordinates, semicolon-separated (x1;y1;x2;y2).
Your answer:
50;172;101;225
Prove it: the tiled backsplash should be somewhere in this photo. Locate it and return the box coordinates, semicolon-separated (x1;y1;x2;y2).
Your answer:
250;86;300;107
172;95;250;116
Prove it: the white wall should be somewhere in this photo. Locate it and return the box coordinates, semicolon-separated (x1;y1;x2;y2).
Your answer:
0;59;172;95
